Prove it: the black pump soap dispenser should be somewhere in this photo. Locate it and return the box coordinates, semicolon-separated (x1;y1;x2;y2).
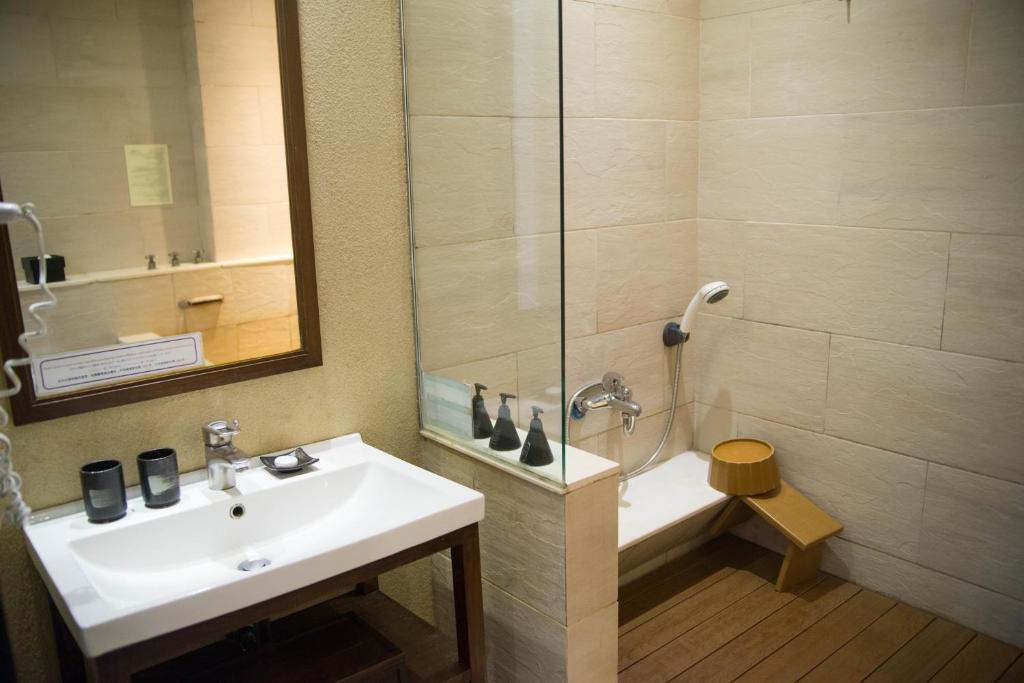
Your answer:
489;393;521;451
471;383;493;439
520;406;554;467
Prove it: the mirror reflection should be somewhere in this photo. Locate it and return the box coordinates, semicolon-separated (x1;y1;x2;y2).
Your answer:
0;1;300;396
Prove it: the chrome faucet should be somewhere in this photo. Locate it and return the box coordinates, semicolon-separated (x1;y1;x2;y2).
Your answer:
569;372;642;436
202;419;249;490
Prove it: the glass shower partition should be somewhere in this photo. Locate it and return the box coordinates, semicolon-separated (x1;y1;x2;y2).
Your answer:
402;1;567;486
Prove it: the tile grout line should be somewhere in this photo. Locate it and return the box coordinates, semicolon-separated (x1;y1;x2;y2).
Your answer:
822;332;832;436
697;311;1024;367
962;0;976;106
699;402;1024;519
937;232;954;351
694;100;1024;124
674;216;1024;239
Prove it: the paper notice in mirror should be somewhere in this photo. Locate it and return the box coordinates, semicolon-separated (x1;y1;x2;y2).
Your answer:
31;333;204;396
125;144;174;206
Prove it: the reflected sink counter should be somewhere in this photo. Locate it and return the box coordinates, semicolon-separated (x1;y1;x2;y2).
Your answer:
24;434;484;658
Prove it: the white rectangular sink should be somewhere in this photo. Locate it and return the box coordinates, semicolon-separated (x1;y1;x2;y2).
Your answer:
24;434;484;657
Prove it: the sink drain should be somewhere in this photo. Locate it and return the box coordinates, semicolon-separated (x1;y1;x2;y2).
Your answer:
238;558;271;572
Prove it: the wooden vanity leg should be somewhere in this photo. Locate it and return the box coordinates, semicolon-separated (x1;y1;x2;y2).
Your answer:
451;524;486;682
775;542;825;592
84;653;131;683
355;576;379;594
50;600;86;683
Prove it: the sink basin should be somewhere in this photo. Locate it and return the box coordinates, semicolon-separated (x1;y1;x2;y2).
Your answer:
24;434;484;657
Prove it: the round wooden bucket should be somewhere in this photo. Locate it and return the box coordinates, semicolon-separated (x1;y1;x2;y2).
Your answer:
709;438;779;495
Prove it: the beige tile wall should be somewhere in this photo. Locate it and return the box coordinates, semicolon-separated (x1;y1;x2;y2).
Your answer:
408;0;701;477
697;0;1024;646
183;0;291;262
0;2;204;274
19;261;298;363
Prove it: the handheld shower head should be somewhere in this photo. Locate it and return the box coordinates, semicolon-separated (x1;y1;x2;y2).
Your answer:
700;281;731;305
663;281;730;346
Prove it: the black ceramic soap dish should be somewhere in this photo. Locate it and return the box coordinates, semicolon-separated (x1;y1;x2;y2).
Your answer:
260;447;319;473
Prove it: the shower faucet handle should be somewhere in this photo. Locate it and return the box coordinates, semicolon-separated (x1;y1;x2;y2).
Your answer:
602;372;625;394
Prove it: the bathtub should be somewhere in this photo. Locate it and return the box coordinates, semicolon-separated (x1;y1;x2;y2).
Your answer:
617;450;730;584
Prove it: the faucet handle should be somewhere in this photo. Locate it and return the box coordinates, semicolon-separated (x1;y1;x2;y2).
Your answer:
203;419;240;447
601;372;625;393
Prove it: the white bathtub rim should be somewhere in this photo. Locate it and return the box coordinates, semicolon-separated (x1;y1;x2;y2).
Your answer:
618;450;730;551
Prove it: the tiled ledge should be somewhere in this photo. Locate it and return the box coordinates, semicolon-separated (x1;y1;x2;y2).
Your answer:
420;428;619;494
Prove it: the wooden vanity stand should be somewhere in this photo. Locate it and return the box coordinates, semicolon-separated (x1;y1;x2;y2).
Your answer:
51;524;486;683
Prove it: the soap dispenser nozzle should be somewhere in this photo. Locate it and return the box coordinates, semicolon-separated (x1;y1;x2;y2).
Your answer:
489;393;521;451
471;383;493;439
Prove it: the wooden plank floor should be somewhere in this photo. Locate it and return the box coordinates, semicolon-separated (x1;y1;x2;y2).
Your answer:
619;536;1023;683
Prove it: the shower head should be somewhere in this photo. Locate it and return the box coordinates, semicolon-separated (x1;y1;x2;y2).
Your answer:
680;281;729;335
663;281;731;346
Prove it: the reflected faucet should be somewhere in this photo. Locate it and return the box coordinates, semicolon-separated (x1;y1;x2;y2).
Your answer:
569;372;642;436
202;419;250;490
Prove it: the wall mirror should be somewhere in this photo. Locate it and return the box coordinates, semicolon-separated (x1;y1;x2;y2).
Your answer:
0;1;320;424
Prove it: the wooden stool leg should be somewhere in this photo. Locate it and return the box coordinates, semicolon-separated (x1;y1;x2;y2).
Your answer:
708;497;753;538
452;524;486;681
776;542;824;592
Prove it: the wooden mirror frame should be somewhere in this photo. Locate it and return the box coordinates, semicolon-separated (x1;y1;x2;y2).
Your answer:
0;1;321;425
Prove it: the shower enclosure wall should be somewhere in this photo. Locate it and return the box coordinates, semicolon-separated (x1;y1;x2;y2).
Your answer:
403;1;568;485
404;0;700;488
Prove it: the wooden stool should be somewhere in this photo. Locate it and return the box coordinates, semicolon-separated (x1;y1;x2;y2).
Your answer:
710;480;843;592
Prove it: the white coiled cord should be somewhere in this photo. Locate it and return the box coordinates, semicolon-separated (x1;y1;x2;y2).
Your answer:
1;202;57;527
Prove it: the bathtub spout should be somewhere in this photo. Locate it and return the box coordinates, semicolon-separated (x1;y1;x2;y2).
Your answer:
568;372;642;438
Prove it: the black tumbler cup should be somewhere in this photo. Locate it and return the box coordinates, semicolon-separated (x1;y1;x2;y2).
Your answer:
80;460;127;523
137;448;180;508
